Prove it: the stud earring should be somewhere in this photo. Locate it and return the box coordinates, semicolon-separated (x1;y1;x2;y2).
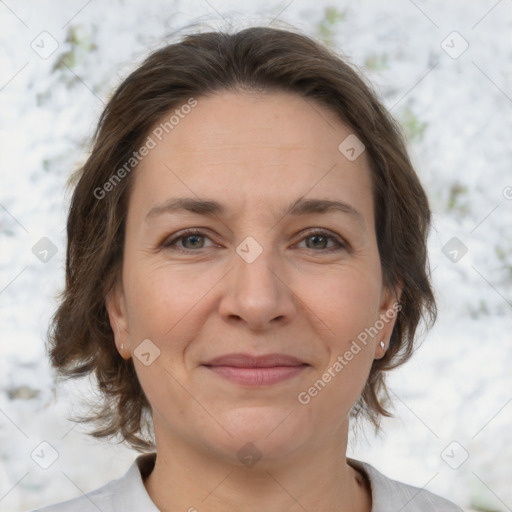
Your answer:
120;343;124;351
380;341;385;350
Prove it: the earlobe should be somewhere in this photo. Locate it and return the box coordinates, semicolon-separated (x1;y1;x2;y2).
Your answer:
374;283;403;359
373;339;387;360
105;281;131;359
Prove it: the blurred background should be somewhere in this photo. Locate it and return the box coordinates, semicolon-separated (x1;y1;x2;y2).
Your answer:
0;1;511;511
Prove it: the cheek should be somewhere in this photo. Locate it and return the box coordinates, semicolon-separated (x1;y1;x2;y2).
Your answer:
124;250;383;353
123;260;208;340
302;263;382;333
296;269;378;420
301;264;381;386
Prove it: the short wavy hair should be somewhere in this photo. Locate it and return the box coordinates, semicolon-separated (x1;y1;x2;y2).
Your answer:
48;25;436;451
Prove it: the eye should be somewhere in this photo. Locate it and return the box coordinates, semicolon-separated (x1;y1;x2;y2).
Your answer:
295;229;347;252
161;228;348;254
162;229;215;252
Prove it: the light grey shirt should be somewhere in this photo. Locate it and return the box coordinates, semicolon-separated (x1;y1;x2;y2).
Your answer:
30;453;463;511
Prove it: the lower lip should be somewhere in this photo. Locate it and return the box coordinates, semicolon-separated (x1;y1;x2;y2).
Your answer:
204;365;308;386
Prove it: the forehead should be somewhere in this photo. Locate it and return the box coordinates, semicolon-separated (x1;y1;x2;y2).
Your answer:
131;90;374;224
146;90;357;158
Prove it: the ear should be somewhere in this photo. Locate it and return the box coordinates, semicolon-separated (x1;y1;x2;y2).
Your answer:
373;281;403;360
105;279;131;360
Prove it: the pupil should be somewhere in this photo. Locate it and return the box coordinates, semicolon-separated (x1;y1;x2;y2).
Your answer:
187;235;202;248
310;235;326;248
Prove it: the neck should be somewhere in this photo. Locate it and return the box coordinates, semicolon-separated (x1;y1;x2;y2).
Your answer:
143;422;371;512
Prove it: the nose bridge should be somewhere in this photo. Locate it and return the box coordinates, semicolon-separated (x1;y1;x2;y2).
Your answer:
233;233;280;295
219;232;294;328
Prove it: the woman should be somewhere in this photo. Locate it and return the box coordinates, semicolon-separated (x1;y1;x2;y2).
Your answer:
35;26;462;511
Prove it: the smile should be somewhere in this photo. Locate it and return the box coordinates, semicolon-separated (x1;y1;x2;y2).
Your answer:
203;364;309;386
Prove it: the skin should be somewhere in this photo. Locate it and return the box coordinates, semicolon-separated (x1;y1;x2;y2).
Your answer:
106;90;401;512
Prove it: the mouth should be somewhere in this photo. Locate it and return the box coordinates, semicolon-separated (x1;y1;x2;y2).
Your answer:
202;353;309;386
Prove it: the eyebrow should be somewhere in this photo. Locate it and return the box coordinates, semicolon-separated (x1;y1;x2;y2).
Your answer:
145;197;365;227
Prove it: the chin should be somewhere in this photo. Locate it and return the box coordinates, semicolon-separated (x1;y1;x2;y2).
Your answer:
201;406;313;468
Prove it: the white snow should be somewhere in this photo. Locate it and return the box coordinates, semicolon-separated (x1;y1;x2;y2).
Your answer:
1;1;511;511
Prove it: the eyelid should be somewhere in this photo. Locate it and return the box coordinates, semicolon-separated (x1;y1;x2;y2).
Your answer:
161;227;349;253
160;228;217;250
296;228;348;250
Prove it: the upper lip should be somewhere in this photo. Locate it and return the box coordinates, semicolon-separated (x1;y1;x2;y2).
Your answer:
203;353;307;368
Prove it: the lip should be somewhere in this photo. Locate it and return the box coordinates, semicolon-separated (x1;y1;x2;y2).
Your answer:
204;353;306;368
202;353;309;386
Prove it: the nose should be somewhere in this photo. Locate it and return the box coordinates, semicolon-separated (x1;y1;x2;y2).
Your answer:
218;240;297;331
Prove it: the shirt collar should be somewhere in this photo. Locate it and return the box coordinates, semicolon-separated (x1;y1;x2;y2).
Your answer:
112;452;159;511
115;452;433;512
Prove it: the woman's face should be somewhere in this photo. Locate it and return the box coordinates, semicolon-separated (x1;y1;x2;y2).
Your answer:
107;90;399;466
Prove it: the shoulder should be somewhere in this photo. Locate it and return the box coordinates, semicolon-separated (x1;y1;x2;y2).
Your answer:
349;458;464;512
28;453;158;512
28;478;118;512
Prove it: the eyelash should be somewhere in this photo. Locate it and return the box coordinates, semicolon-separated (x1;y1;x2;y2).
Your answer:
161;228;348;254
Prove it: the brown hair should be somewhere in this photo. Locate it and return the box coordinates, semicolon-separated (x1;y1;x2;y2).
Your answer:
48;26;436;451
